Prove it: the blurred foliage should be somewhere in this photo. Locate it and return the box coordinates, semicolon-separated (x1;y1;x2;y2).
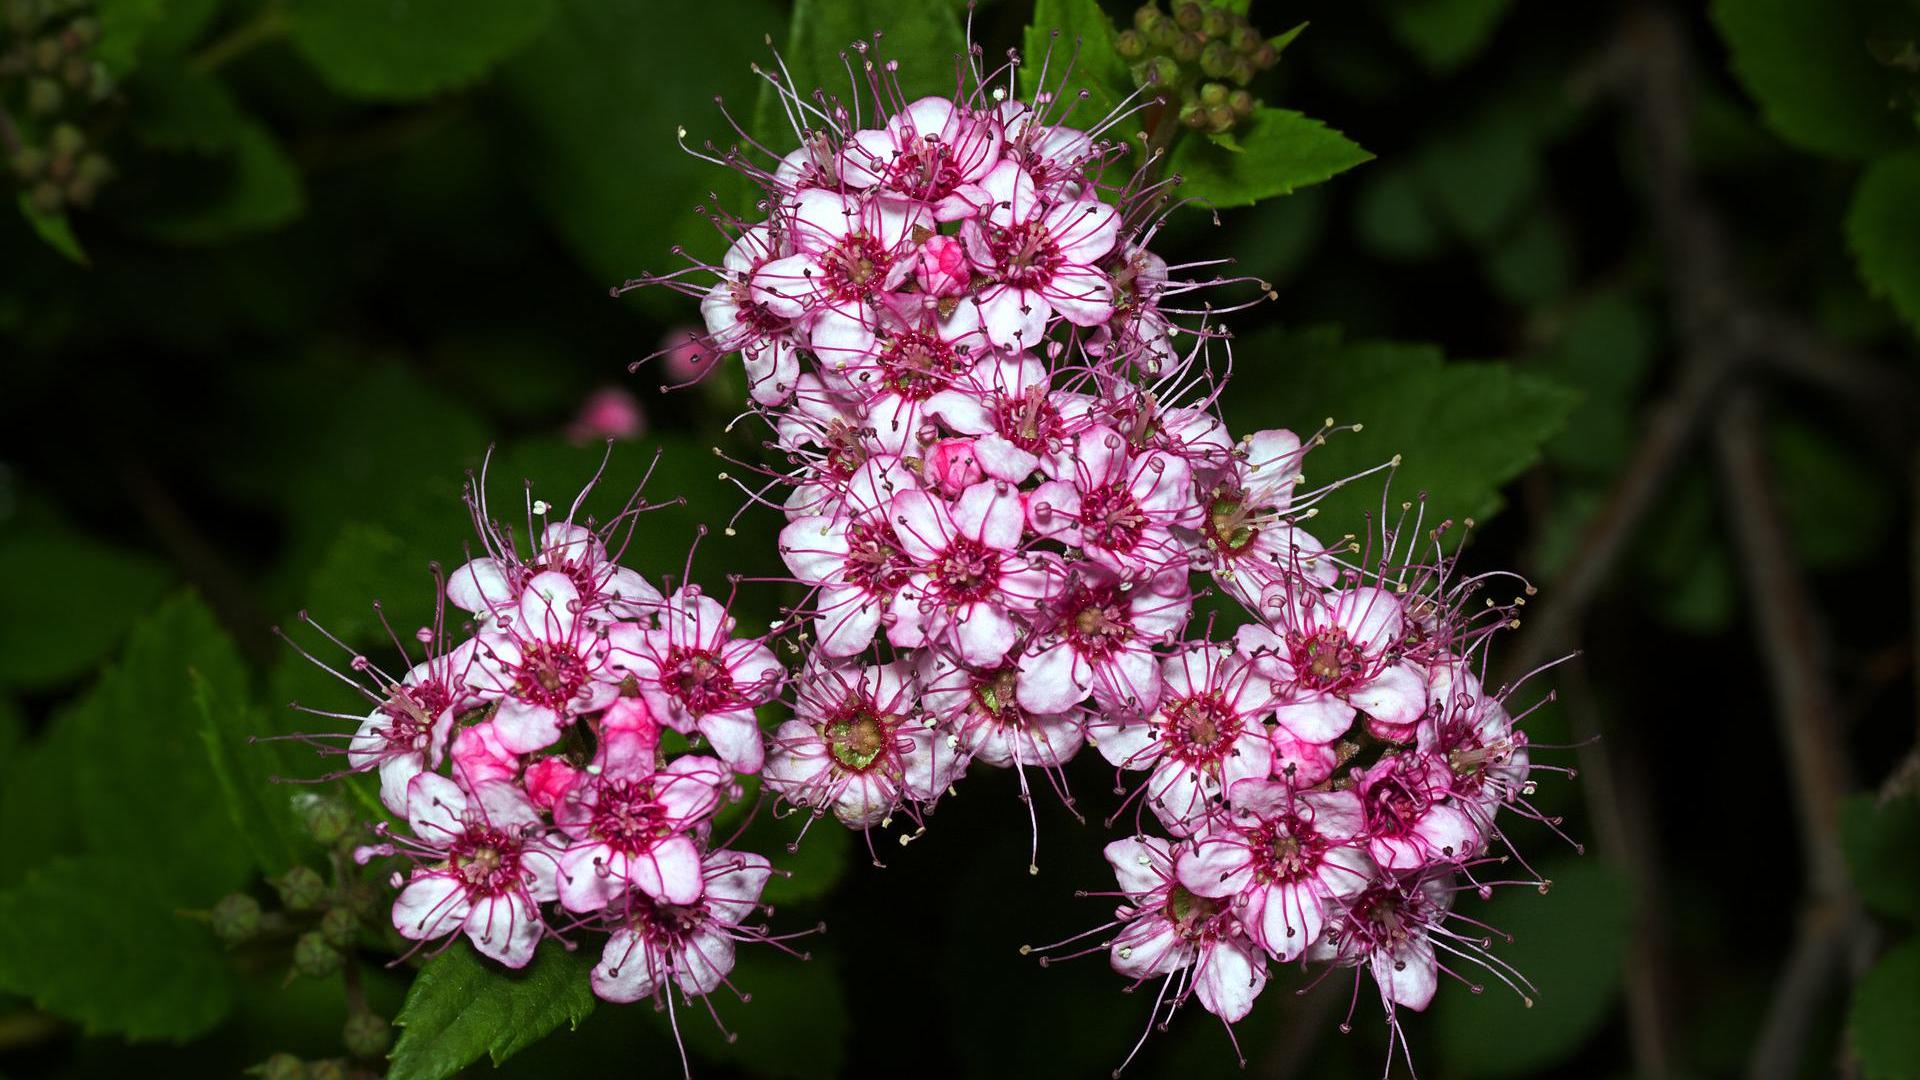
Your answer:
0;0;1915;1077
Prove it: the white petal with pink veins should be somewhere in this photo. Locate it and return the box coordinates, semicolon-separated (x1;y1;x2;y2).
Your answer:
703;850;773;926
404;772;467;841
1103;836;1173;895
816;585;882;657
1178;835;1256;898
674;927;737;996
1413;802;1482;861
1111;918;1188;979
888;489;957;562
791;188;855;250
979;160;1037;227
1044;264;1116;326
749;253;819;318
1195;939;1267;1022
1273;692;1355;744
952;601;1017;666
465;892;539;969
1018;640;1090;713
1372;937;1439;1010
952;480;1024;550
492;699;566;755
1044;197;1120;262
977;285;1048;349
518;571;580;643
592;930;664;1003
1351;662;1428;726
1260;880;1326;963
809;300;880;371
698;709;765;774
447;557;513;615
1334;586;1405;651
1026;479;1082;539
629;834;705;905
779;516;850;582
392;872;468;941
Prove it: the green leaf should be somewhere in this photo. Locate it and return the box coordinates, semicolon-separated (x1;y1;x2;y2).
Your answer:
287;0;555;101
16;194;88;265
498;0;782;290
129;66;305;243
1385;0;1515;73
1170;106;1372;209
0;523;172;689
0;856;235;1040
667;950;847;1079
0;702;86;889
1415;115;1540;244
1712;0;1920;159
1354;165;1444;262
388;942;597;1080
1842;794;1920;920
1851;938;1920;1080
93;0;164;75
1770;418;1894;569
1021;0;1134;127
1432;857;1631;1076
777;0;965;108
1848;150;1920;333
1222;326;1580;531
197;666;309;878
1482;208;1571;306
1535;294;1658;478
72;592;256;902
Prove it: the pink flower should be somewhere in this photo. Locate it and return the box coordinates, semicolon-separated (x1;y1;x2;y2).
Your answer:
1091;641;1276;835
886;483;1059;666
752;189;930;370
963;161;1120;348
919;655;1085;769
1017;568;1190;717
466;572;621;754
1175;781;1373;961
1030;423;1204;579
1242;584;1427;744
608;587;784;774
840;97;1003;220
553;754;727;911
701;224;800;405
922;437;986;497
1356;752;1483;870
915;233;971;297
348;649;474;814
658;326;719;383
1196;429;1334;605
566;386;647;444
449;719;519;789
1306;872;1457;1013
390;773;559;969
590;847;774;1003
1102;836;1268;1023
764;659;961;828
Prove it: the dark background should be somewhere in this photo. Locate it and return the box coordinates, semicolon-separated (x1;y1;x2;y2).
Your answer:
2;0;1916;1077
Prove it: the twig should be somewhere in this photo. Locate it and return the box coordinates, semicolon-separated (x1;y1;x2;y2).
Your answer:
1716;392;1862;1080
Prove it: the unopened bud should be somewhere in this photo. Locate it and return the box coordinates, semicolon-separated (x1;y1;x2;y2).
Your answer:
1206;104;1236;132
1229;88;1254;117
294;792;355;846
211;893;264;945
1171;32;1202;62
26;76;60;115
248;1053;305;1080
342;1011;392;1058
1114;29;1144;59
11;146;46;180
1199;81;1229;107
1200;6;1229;37
28;181;61;215
1200;40;1232;78
306;1060;348;1080
292;931;342;979
48;122;82;157
1172;1;1202;30
1178;101;1209;129
273;866;328;912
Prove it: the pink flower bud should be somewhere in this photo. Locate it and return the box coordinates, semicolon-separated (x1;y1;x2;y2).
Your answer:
914;234;970;297
524;757;582;811
659;326;718;383
566;386;646;443
449;720;517;787
924;437;985;497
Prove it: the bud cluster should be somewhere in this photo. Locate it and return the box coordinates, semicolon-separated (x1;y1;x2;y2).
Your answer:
1115;1;1282;137
1;0;115;214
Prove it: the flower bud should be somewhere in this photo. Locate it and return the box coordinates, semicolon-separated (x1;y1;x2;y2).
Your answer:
1172;1;1202;30
1200;40;1232;78
1230;24;1260;53
26;76;60;115
248;1053;305;1080
28;181;61;215
1199;81;1229;107
1171;32;1202;62
1200;6;1230;37
306;1060;348;1080
319;906;358;949
566;386;646;443
211;893;264;945
1255;41;1279;69
524;756;582;812
11;146;46;180
924;438;985;498
1229;89;1254;117
273;866;328;912
48;122;82;158
1137;55;1180;88
342;1011;391;1059
1206;104;1236;132
1177;101;1209;129
293;931;343;979
914;233;970;297
32;37;60;72
1114;29;1144;59
294;792;355;846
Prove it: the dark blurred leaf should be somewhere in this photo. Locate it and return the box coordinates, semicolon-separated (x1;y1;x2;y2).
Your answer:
1850;938;1920;1080
1842;795;1920;920
1416;114;1539;244
1535;294;1657;477
72;592;256;902
777;0;965;106
1713;0;1920;159
197;664;309;878
1223;326;1579;531
287;0;555;101
0;523;172;690
388;942;597;1080
1483;208;1571;306
742;804;852;907
0;856;234;1040
1021;0;1133;124
1432;857;1631;1076
0;701;86;889
1770;418;1894;569
1170;106;1372;209
498;0;783;292
1228;185;1328;287
16;194;88;265
96;0;219;71
1848;150;1920;334
129;66;306;242
1638;473;1738;635
1385;0;1514;73
670;950;847;1079
1354;164;1444;262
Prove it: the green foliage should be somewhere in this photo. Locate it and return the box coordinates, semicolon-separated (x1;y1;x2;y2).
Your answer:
1534;294;1658;477
0;857;235;1040
0;700;86;889
127;66;305;243
197;664;310;878
1021;0;1133;122
71;592;257;901
1850;938;1920;1080
16;192;87;263
287;0;555;101
1432;857;1632;1076
387;942;598;1080
0;521;172;689
1222;326;1580;531
1770;419;1895;569
1842;794;1920;920
776;0;966;106
1169;106;1372;208
670;950;848;1079
1847;150;1920;333
1384;0;1515;73
1713;0;1920;159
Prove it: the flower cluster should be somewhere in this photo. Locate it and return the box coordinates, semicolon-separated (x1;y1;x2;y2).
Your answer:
629;42;1567;1071
290;477;806;1030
